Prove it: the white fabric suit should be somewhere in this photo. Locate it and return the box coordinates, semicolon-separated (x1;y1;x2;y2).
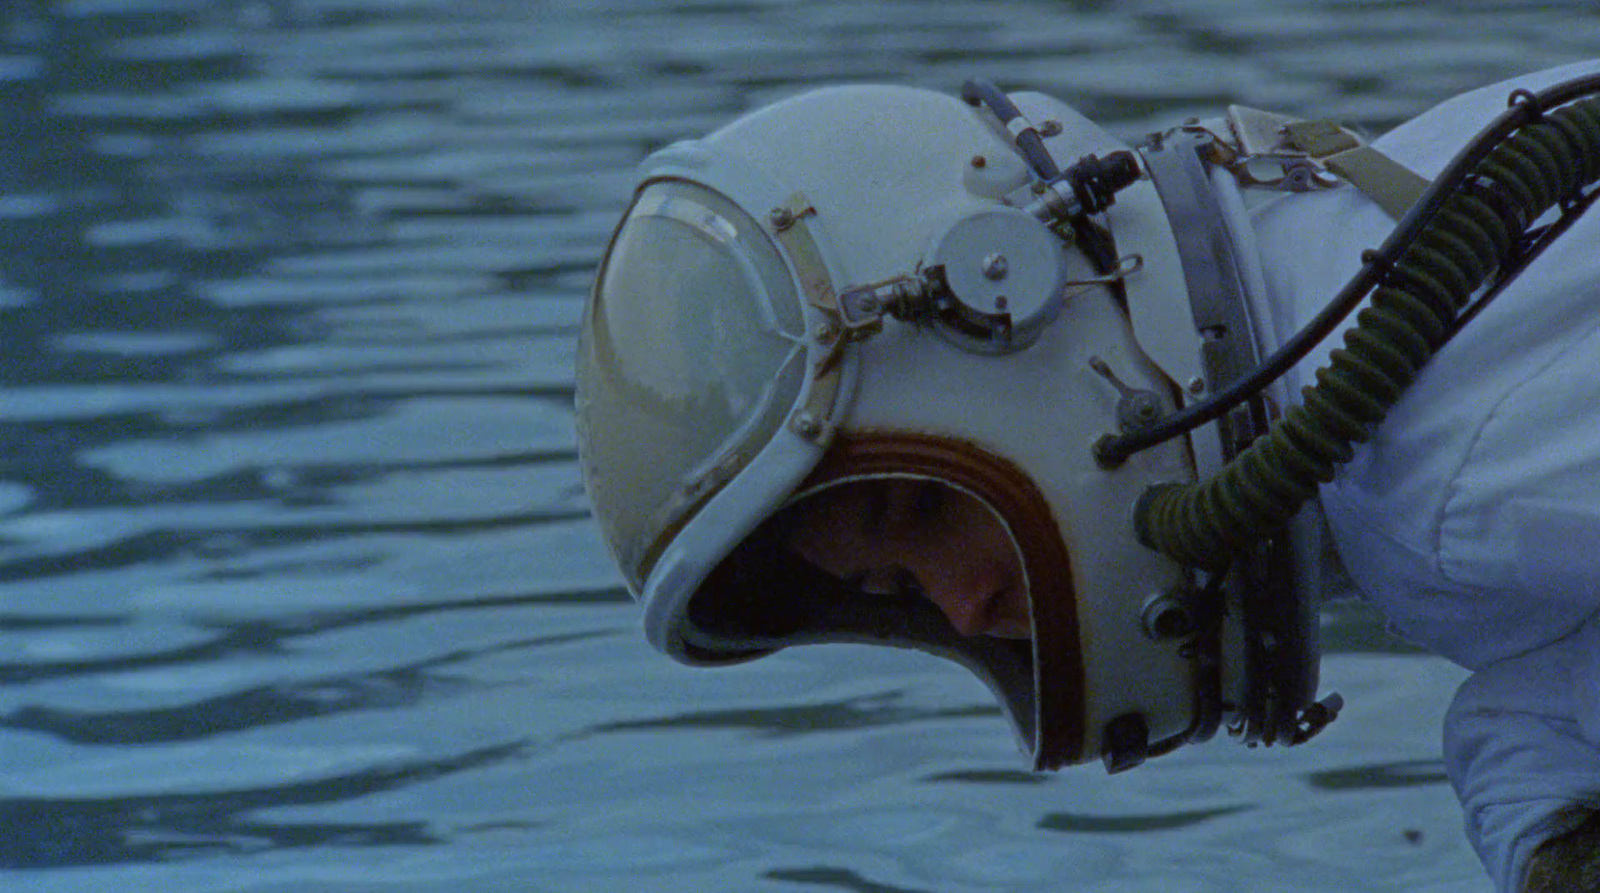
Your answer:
1250;59;1600;893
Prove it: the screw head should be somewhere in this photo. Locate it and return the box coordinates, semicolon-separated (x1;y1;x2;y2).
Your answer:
981;252;1009;281
791;412;823;439
768;207;795;230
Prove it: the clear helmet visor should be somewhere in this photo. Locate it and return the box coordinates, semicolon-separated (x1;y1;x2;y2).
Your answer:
576;180;808;591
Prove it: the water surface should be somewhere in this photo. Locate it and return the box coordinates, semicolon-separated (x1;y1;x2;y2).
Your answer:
3;1;1596;890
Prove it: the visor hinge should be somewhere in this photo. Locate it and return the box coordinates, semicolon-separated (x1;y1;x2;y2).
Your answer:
836;273;930;332
811;274;929;379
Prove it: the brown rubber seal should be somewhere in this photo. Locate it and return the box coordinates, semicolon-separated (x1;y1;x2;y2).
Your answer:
802;432;1086;767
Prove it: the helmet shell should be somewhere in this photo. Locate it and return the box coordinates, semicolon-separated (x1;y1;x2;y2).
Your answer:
576;83;1203;769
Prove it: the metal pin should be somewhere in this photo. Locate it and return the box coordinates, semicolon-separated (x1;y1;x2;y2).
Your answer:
1090;356;1165;431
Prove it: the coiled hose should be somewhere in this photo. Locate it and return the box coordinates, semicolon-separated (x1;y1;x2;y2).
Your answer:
1138;88;1600;570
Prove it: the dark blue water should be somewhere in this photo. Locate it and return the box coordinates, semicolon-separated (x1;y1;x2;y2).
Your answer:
1;1;1595;890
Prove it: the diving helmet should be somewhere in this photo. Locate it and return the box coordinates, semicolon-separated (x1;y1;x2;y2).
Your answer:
575;80;1346;772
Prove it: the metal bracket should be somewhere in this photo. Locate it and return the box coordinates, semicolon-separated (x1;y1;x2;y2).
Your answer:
765;192;853;444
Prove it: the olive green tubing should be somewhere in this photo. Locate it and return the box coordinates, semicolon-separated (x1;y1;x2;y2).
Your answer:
1138;94;1600;570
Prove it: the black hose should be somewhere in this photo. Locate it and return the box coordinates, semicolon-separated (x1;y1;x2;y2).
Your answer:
961;78;1061;180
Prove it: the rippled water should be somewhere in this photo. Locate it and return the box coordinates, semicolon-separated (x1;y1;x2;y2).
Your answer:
2;1;1596;890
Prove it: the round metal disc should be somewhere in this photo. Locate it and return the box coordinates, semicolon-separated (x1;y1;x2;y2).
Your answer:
927;206;1068;352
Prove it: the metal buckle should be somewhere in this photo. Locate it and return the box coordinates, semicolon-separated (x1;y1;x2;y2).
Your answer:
1183;106;1351;192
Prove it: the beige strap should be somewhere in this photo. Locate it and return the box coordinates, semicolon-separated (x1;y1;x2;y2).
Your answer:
1280;119;1361;157
1321;147;1432;221
1283;120;1431;220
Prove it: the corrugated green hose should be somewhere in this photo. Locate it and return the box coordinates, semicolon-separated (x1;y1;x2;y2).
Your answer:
1138;95;1600;570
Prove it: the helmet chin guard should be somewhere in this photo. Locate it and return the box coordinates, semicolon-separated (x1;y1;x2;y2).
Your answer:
576;78;1342;774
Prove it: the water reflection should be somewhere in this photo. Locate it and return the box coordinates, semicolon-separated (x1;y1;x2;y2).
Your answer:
0;742;521;870
588;690;999;738
4;628;606;744
1037;805;1251;834
1305;759;1451;793
763;866;935;893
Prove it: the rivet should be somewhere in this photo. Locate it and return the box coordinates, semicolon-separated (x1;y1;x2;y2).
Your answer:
981;252;1009;280
792;412;823;438
1038;119;1063;137
970;154;987;169
768;207;795;230
1186;376;1206;396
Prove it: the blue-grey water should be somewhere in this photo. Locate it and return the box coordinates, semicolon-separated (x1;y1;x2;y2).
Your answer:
2;1;1595;890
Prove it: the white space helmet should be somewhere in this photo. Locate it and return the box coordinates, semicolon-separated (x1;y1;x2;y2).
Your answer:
576;80;1335;771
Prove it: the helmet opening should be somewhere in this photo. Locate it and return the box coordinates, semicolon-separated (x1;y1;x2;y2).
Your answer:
678;432;1088;768
682;507;1040;750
